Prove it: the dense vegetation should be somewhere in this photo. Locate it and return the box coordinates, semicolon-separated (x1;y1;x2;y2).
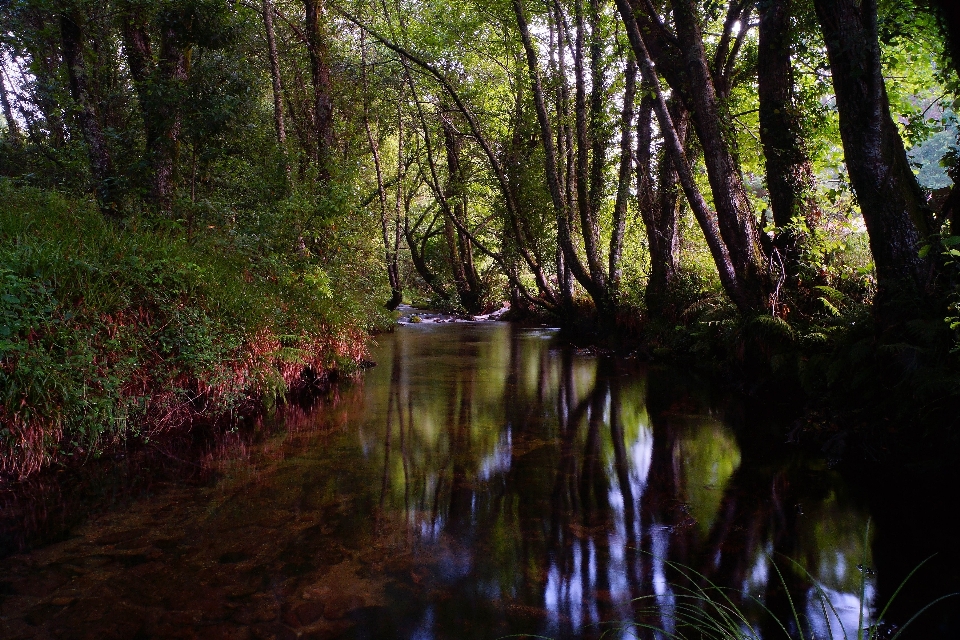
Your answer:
1;0;959;475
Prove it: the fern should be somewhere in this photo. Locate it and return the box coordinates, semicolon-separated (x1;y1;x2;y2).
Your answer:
747;315;796;343
819;296;842;317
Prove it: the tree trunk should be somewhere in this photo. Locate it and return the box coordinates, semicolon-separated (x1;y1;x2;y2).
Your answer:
262;0;290;182
0;66;22;146
406;66;542;310
758;0;817;281
441;110;483;313
550;0;577;315
60;12;115;215
573;0;605;292
24;12;67;148
932;0;960;233
85;14;125;147
514;0;606;314
615;0;748;311
349;9;555;309
712;0;754;100
155;26;188;211
119;6;187;212
609;57;637;295
639;97;686;313
284;67;314;172
813;0;933;322
616;0;772;313
35;68;66;148
119;12;155;161
304;0;334;181
405;212;451;303
361;33;401;310
384;95;404;310
933;0;960;84
670;0;771;313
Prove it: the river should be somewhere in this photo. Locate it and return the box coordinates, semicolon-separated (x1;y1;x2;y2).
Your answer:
1;319;957;638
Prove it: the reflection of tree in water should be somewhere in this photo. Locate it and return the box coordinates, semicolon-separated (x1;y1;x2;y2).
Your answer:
373;325;875;639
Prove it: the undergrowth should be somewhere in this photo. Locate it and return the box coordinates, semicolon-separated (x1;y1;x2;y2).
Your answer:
601;554;957;640
551;526;958;639
635;253;960;457
0;180;389;478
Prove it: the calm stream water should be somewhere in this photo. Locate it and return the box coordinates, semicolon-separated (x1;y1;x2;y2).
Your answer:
1;319;957;639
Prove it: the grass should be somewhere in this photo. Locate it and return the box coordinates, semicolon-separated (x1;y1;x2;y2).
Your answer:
599;536;957;640
0;180;388;478
503;523;958;640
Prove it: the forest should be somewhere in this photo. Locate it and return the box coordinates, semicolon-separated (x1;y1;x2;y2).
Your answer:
2;0;960;477
4;1;960;638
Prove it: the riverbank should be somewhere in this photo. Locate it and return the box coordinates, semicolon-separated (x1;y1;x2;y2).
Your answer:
0;182;389;480
537;299;960;465
3;173;956;481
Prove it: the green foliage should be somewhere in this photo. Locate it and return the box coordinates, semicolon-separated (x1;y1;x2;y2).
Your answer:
943;235;960;352
0;180;387;477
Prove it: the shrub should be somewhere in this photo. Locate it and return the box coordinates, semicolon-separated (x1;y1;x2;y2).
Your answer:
0;180;387;477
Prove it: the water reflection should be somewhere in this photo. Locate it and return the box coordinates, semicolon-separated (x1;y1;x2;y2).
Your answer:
0;321;899;639
354;323;877;639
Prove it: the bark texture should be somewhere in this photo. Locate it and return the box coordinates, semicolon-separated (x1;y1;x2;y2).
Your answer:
262;0;290;181
60;12;115;214
609;57;637;293
757;0;817;277
616;0;744;310
638;97;686;311
670;0;771;312
305;0;334;181
615;0;774;314
814;0;932;318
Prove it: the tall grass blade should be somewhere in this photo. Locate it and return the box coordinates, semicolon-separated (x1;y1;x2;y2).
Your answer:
885;593;960;640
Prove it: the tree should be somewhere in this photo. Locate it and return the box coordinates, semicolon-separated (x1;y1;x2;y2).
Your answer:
262;0;290;182
439;107;483;313
757;0;817;280
616;0;775;314
813;0;933;324
119;0;190;211
305;0;335;181
933;0;960;80
59;7;115;214
513;0;636;325
638;95;688;313
0;61;23;146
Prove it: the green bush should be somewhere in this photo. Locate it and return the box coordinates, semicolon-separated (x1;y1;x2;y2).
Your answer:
0;180;388;477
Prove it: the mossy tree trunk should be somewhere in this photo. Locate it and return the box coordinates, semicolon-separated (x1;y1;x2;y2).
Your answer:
814;0;935;326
